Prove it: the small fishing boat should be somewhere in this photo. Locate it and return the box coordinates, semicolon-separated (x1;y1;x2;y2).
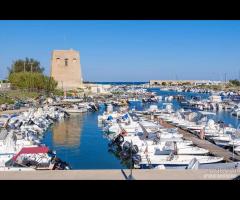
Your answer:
139;145;209;155
210;135;232;147
128;98;141;102
5;146;70;170
64;104;88;113
234;146;240;155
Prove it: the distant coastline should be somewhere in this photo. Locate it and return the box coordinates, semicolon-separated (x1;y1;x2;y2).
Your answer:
83;81;148;85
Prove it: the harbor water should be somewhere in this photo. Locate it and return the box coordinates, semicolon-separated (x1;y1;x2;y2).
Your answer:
42;88;240;169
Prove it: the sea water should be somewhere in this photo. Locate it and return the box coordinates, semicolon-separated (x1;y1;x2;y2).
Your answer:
42;88;240;169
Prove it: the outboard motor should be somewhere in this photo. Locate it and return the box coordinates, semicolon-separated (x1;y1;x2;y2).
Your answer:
122;141;139;154
132;154;141;165
52;157;71;170
113;134;124;146
89;103;98;112
131;145;139;154
120;151;130;160
47;114;57;122
64;111;70;118
186;158;199;169
122;141;131;152
28;119;35;125
15;121;23;129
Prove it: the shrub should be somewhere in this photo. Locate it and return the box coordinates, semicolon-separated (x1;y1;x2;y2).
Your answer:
8;72;57;92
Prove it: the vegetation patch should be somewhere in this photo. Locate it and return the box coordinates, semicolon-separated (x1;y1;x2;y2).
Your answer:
0;95;15;104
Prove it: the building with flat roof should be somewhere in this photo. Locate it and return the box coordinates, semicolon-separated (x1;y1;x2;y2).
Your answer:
51;49;83;90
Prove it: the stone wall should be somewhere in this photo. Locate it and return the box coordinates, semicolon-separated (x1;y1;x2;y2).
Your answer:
51;49;83;90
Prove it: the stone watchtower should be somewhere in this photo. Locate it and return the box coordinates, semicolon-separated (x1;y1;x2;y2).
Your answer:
51;49;83;90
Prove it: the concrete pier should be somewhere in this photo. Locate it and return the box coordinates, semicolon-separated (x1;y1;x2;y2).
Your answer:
0;169;239;180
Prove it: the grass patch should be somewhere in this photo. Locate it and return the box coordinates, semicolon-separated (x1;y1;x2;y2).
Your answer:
0;96;15;104
2;90;40;100
52;89;64;96
194;84;240;92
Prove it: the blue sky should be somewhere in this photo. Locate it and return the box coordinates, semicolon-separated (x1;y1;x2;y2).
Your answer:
1;20;240;82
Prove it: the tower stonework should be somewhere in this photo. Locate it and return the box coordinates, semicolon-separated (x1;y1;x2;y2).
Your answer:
51;49;83;90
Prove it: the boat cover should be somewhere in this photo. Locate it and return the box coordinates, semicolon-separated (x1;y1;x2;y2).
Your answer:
13;147;49;161
122;114;128;119
107;115;113;120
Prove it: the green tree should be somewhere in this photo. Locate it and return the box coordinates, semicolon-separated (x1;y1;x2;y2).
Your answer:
8;58;44;74
162;82;167;86
229;79;240;86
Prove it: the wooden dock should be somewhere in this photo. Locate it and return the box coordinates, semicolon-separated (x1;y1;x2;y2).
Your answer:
130;112;240;162
139;122;149;140
160;120;240;162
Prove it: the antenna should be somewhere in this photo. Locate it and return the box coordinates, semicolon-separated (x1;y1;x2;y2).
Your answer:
238;69;240;81
224;73;227;83
175;74;178;81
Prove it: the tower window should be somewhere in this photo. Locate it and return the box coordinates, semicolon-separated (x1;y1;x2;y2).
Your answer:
56;58;60;63
73;58;77;63
65;59;68;66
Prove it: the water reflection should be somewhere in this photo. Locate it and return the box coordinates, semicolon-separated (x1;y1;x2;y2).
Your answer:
52;114;83;147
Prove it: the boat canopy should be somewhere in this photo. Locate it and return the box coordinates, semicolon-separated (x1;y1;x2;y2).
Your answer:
122;114;128;119
107;115;113;120
13;147;49;161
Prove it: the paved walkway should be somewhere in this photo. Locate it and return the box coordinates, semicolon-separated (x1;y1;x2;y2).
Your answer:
0;169;239;180
0;107;29;115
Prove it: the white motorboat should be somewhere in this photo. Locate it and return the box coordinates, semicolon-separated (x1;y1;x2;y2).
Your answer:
211;135;232;147
98;112;127;122
232;111;240;118
0;154;14;167
64;104;88;113
123;134;193;146
139;145;209;155
62;98;82;103
157;132;183;139
139;154;223;166
6;146;70;170
228;138;240;147
128;98;141;102
234;146;240;155
185;124;205;131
